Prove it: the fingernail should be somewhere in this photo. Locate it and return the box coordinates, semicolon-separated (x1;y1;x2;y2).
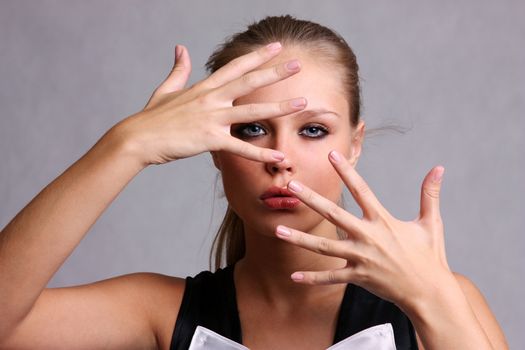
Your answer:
286;59;300;71
266;42;282;52
433;166;445;183
291;272;304;281
291;97;306;108
288;180;303;192
329;150;341;163
272;151;285;161
276;225;291;237
175;45;182;60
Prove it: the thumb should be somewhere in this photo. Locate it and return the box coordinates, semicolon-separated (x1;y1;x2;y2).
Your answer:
419;165;445;222
156;44;192;94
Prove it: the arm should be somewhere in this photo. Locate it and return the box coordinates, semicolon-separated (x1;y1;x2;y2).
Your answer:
0;131;145;339
413;272;509;350
0;42;307;348
273;153;508;349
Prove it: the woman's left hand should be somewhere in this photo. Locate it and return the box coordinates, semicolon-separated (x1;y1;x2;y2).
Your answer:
275;150;454;311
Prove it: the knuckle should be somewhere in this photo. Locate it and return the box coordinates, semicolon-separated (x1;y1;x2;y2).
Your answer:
279;101;289;114
247;103;259;118
296;233;307;247
273;64;283;78
353;181;371;197
353;265;368;283
195;92;213;106
326;205;342;222
326;270;337;284
241;72;258;89
226;58;243;72
423;186;440;199
316;238;331;254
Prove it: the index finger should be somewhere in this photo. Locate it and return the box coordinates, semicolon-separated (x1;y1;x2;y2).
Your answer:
287;180;363;239
328;151;386;220
204;42;283;89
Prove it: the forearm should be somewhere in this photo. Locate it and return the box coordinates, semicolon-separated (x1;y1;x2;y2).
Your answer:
0;126;145;336
404;273;495;350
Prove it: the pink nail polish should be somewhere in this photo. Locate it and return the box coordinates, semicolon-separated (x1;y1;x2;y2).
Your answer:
276;226;291;237
288;180;303;193
272;151;285;161
291;98;306;108
291;272;304;281
433;166;445;183
266;42;282;52
329;150;341;163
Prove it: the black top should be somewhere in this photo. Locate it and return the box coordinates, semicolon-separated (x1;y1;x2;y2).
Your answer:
169;265;418;349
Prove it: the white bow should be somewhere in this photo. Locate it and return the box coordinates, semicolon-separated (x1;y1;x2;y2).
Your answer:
189;323;397;350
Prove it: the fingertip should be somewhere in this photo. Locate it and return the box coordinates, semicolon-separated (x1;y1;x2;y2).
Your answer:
272;150;285;161
433;165;445;183
291;272;304;281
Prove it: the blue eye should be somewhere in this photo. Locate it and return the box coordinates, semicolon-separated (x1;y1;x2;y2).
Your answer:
299;124;329;138
233;123;329;139
233;123;266;138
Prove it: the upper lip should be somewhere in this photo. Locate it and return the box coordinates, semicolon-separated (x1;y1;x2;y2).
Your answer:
260;186;296;200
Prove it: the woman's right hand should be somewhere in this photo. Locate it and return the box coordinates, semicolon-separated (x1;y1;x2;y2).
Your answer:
113;42;306;166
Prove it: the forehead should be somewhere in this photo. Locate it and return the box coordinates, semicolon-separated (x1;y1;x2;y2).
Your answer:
233;47;349;119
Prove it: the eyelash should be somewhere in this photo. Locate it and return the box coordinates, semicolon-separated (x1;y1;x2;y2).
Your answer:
233;123;330;139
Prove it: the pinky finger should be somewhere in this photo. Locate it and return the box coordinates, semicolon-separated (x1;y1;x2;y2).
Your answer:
291;267;355;285
221;136;285;163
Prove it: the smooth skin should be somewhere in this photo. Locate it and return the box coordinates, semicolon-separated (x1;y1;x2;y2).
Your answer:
0;42;306;349
0;41;508;349
211;47;508;349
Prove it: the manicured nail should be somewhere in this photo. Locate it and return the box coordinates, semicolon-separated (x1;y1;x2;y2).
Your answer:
329;150;341;163
288;180;303;192
276;225;291;237
291;97;306;108
291;272;304;281
266;42;282;52
433;166;445;183
272;151;285;161
286;59;300;71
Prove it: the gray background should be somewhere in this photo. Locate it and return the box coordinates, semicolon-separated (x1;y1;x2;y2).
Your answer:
1;0;523;347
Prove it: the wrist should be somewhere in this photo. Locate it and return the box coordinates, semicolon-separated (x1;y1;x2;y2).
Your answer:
103;115;152;170
401;272;493;349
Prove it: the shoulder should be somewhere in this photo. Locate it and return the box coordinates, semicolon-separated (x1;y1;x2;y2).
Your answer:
122;272;187;350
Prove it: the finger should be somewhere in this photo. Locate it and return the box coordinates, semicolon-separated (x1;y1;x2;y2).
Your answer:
419;165;445;221
216;97;307;125
218;136;285;163
287;180;362;238
204;42;283;89
211;59;301;101
328;150;385;219
290;268;355;285
275;225;360;260
155;45;192;95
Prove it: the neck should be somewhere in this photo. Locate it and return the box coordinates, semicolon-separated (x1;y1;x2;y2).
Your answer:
234;218;347;310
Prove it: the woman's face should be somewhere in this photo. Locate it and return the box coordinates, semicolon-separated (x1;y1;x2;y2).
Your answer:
213;47;364;237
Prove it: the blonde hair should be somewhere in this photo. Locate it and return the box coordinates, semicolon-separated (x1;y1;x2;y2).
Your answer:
206;15;361;270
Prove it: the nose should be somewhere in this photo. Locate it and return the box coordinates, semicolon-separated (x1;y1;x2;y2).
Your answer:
264;130;295;175
265;155;294;175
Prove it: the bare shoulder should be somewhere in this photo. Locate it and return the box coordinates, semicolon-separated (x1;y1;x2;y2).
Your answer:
128;272;187;350
452;272;508;349
2;272;186;350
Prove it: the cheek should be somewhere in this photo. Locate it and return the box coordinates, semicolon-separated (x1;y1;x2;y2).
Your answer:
302;153;343;203
217;153;259;199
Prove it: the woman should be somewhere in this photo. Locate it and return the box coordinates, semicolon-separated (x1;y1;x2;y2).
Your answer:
0;15;507;349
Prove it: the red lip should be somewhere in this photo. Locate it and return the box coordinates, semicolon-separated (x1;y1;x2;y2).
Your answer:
260;186;296;200
260;186;300;210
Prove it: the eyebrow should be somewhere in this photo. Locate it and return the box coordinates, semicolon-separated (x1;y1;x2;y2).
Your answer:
294;108;341;119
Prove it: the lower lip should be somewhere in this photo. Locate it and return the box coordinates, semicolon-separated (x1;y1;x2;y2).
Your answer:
262;197;301;209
